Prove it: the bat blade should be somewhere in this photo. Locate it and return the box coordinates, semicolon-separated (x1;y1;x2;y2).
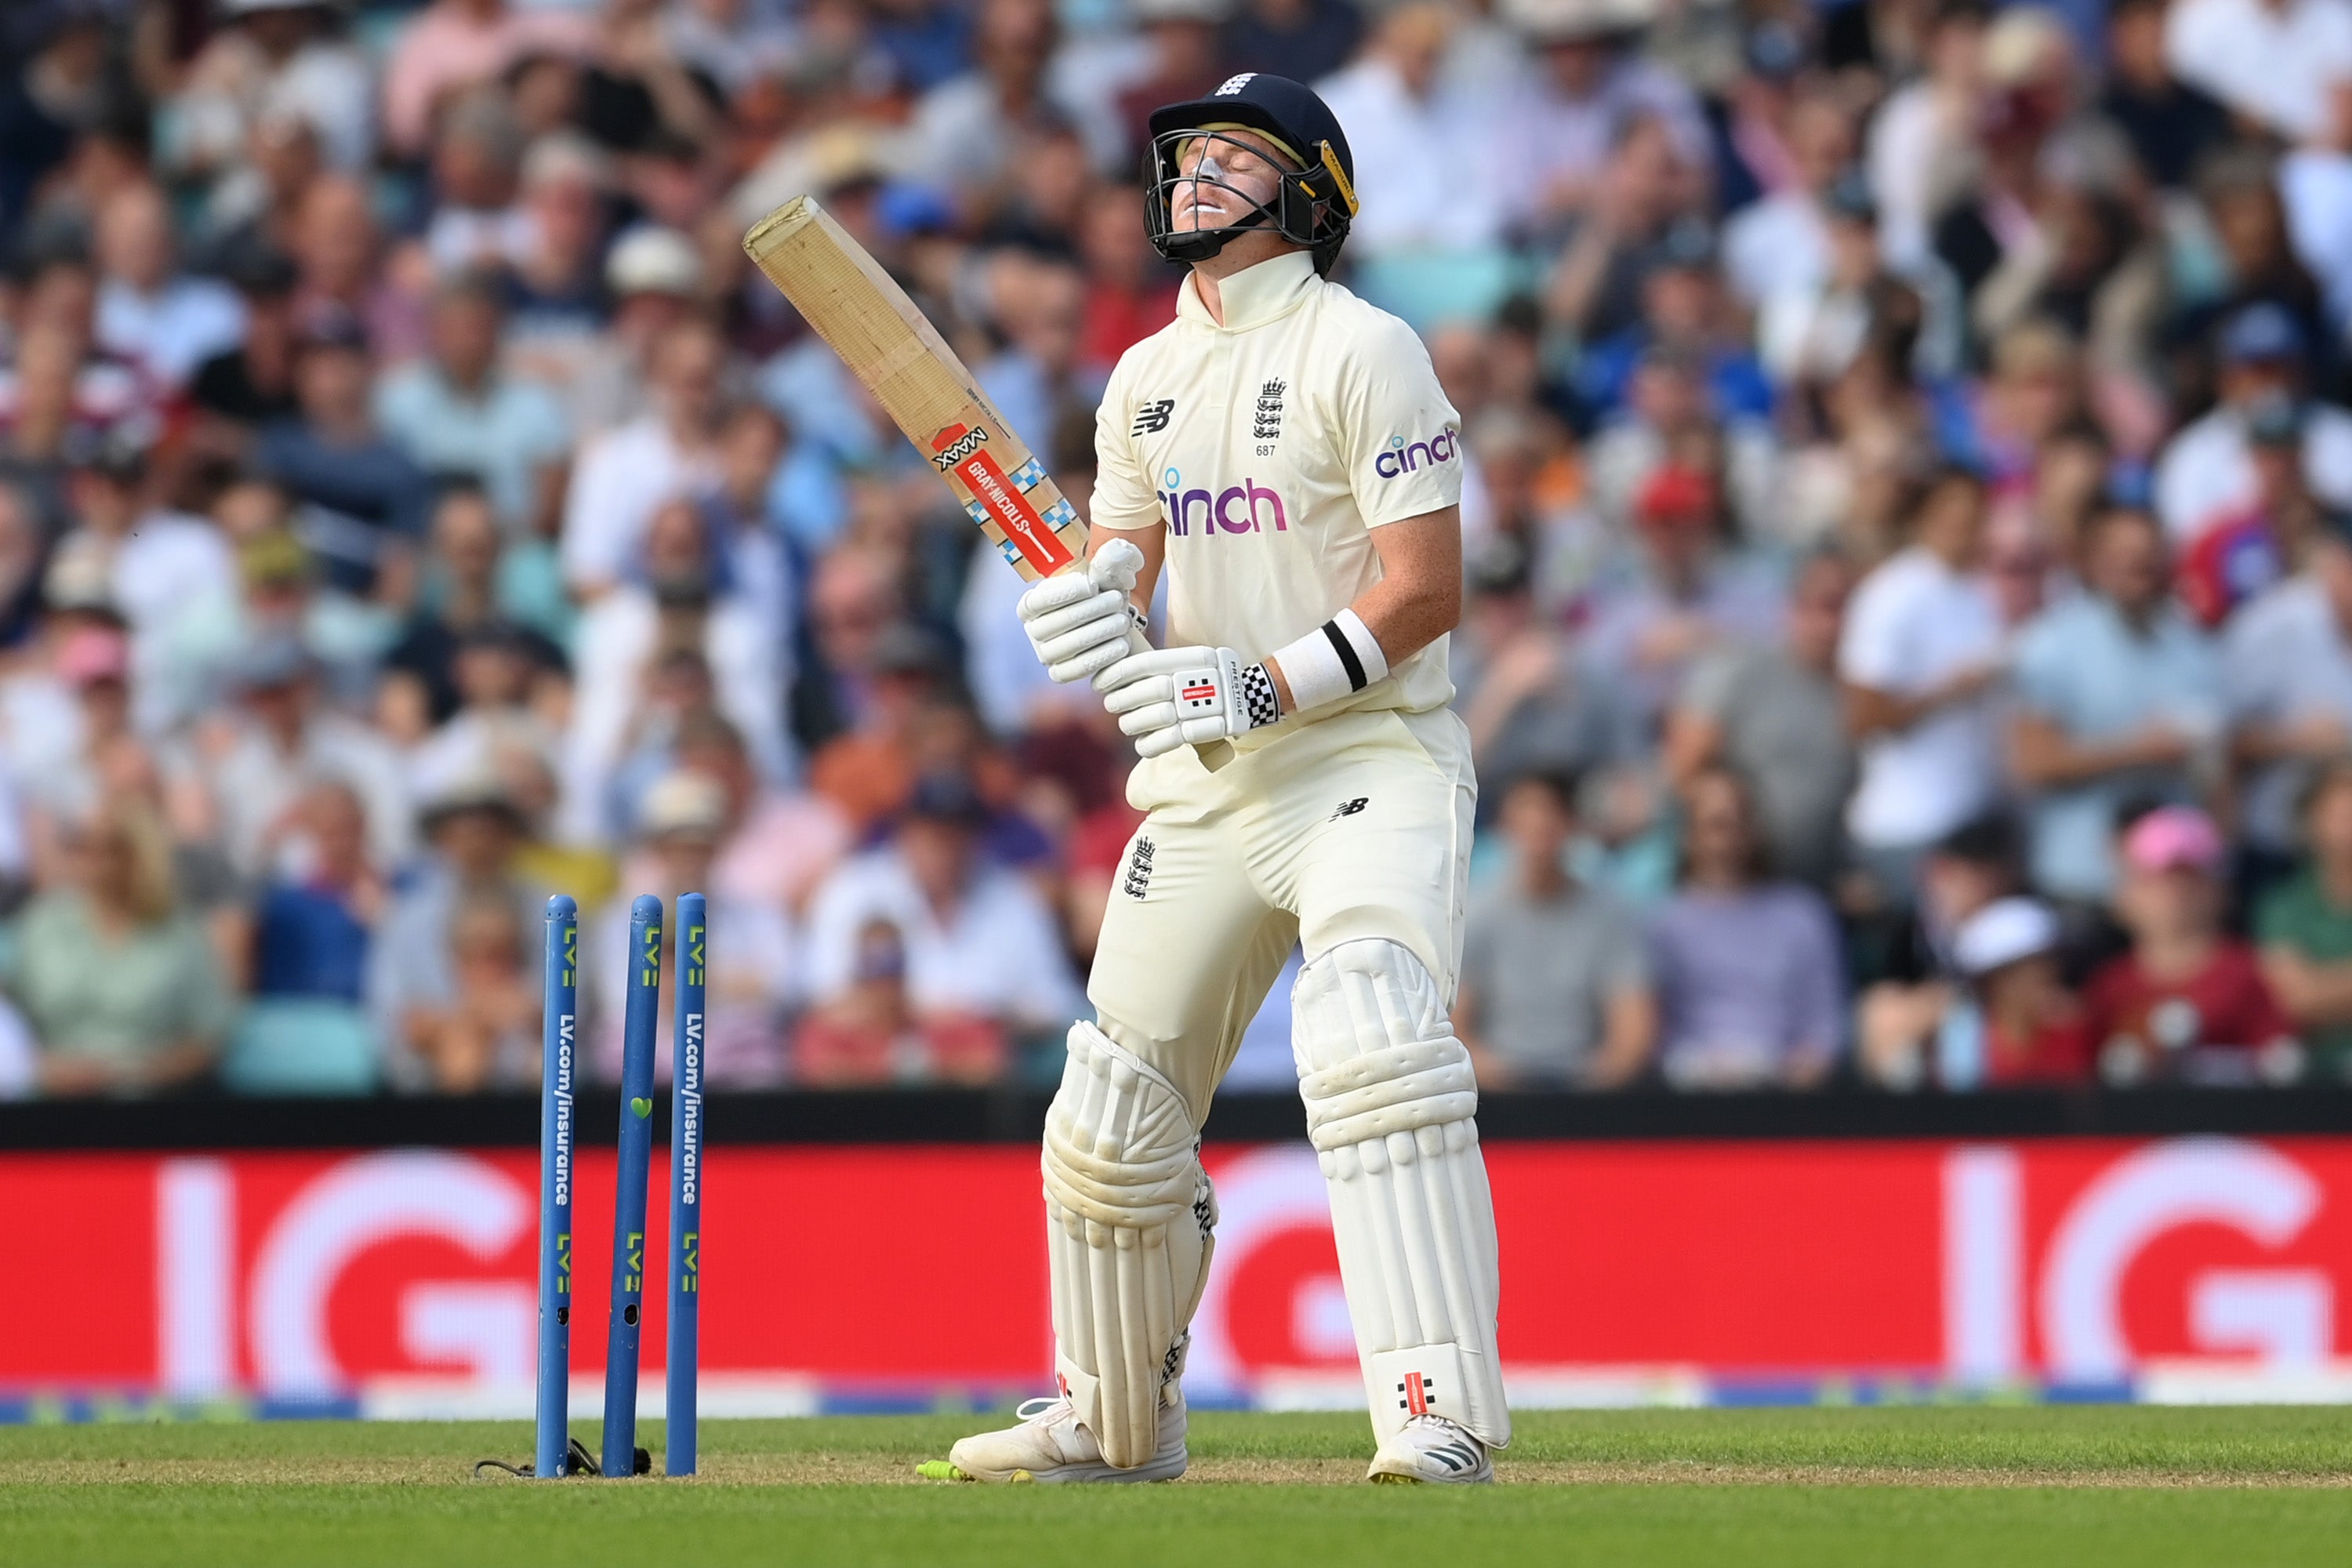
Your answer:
742;196;1083;583
743;196;1232;771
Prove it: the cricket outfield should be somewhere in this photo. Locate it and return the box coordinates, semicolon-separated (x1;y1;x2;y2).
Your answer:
2;1406;2347;1566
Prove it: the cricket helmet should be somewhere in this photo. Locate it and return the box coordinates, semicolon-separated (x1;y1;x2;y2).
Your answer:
1142;72;1358;276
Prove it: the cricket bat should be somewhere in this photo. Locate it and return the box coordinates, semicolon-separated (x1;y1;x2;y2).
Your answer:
742;196;1230;769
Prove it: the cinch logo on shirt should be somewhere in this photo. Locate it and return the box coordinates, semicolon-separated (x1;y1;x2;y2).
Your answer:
1372;429;1459;479
1156;467;1292;536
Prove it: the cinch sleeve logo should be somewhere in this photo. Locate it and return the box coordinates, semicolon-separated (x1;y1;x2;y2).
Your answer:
1156;466;1293;536
1373;429;1460;479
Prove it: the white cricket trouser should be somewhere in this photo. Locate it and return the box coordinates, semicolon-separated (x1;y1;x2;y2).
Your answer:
1052;701;1511;1456
1088;704;1475;1113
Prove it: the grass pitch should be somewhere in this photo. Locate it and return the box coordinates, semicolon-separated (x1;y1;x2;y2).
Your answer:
2;1406;2347;1566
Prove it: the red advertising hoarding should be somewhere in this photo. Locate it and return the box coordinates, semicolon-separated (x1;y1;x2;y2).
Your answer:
9;1137;2350;1410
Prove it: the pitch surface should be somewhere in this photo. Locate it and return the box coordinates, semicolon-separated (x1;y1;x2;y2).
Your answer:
2;1408;2347;1565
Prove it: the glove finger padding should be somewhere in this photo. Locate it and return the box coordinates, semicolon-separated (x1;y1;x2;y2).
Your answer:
1039;622;1127;670
1036;620;1133;673
1134;714;1231;757
1116;699;1178;736
1048;637;1134;685
1133;725;1187;759
1018;571;1102;619
1094;645;1195;695
1026;587;1130;644
1102;672;1174;715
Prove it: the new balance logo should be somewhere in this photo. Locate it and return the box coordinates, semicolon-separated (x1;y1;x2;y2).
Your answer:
1330;797;1369;821
1132;399;1175;435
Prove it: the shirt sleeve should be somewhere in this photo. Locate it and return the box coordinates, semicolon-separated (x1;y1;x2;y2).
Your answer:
1457;900;1494;1005
1089;352;1163;535
2079;960;2125;1045
2222;603;2287;723
1784;892;1846;1057
2253;884;2303;952
175;920;238;1046
798;865;864;1006
518;382;572;463
1594;899;1653;994
999;879;1085;1027
2237;949;2300;1047
1676;648;1744;722
1836;568;1909;690
1336;311;1464;528
560;434;630;588
2007;616;2068;720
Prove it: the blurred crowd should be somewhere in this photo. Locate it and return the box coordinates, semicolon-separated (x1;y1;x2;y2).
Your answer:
10;0;2352;1099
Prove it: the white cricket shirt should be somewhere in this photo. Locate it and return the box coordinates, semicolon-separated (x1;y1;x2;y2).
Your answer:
1091;251;1464;719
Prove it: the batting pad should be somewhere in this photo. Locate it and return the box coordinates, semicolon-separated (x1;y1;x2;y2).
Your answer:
1294;939;1512;1450
1042;1022;1216;1468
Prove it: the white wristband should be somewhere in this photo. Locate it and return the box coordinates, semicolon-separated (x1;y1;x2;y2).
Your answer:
1268;608;1390;716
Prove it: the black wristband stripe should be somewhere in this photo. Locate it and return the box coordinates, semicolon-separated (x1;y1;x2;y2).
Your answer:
1321;619;1367;691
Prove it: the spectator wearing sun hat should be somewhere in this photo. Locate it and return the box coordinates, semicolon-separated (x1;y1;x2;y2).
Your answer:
1933;896;2096;1088
589;770;794;1088
521;223;707;439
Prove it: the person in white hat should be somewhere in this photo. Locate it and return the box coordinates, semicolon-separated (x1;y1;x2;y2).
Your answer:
586;770;795;1088
1940;895;2094;1088
522;224;706;438
1490;0;1708;227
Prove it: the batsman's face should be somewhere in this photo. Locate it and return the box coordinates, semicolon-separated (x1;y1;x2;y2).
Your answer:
1169;130;1289;233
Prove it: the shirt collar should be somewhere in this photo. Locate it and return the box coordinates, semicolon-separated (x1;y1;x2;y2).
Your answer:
1176;251;1318;332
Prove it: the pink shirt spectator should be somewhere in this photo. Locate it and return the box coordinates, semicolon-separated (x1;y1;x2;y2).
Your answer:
711;791;855;916
383;0;597;158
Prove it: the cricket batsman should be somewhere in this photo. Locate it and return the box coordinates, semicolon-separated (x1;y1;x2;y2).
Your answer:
942;72;1507;1486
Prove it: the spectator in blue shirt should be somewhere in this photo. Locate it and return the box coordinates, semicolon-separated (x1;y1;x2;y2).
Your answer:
1577;218;1775;426
375;270;569;535
253;308;433;592
2009;505;2223;903
250;779;382;1003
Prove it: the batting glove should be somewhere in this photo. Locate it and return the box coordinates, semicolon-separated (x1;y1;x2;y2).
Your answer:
1018;539;1147;684
1097;645;1282;758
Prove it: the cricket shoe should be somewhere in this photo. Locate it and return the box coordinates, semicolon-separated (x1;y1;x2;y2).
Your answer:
922;1392;1187;1483
1367;1415;1494;1484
